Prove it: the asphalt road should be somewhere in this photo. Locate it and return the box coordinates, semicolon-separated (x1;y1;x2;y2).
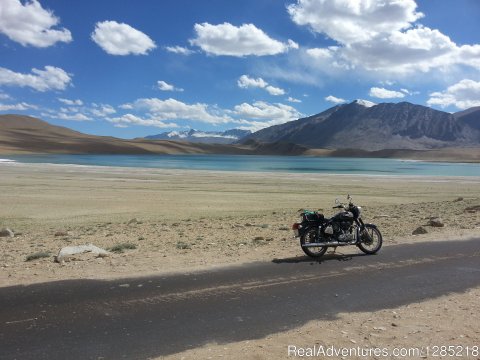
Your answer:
1;239;479;360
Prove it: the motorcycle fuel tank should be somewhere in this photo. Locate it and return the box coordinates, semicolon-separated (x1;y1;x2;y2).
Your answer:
331;211;354;222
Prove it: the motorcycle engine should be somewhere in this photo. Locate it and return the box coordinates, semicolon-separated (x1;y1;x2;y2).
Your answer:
334;222;354;242
323;222;354;242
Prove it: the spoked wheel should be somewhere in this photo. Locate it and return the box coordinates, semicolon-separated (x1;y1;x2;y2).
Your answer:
300;228;328;258
357;224;383;254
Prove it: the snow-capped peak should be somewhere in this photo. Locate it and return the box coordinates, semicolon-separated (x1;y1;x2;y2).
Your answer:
353;99;377;107
167;131;187;138
191;131;238;139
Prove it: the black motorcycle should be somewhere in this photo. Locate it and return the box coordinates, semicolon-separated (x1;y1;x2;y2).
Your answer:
292;195;382;258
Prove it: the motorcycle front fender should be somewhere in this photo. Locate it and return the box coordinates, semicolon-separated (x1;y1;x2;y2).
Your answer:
356;222;379;242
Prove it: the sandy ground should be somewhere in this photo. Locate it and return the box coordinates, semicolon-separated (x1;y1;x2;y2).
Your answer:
1;162;479;359
157;286;480;360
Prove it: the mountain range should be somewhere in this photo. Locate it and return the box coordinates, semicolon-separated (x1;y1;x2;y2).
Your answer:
143;129;251;144
241;100;480;151
0;114;304;156
0;101;479;161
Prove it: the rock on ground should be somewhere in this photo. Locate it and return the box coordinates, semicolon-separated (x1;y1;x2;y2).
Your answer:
428;217;445;227
412;226;428;235
55;244;110;263
0;228;14;237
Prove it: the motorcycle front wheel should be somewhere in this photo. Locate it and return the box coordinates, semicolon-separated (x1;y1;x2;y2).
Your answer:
357;224;382;254
300;228;328;258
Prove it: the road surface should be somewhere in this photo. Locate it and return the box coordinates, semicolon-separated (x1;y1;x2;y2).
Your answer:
1;239;479;359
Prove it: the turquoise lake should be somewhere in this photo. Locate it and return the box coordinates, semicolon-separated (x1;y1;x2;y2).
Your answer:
2;154;480;177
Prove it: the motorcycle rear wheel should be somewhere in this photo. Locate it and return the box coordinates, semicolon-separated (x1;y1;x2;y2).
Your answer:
300;228;328;258
357;224;382;254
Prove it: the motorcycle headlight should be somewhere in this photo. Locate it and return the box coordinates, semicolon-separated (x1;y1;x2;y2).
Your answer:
357;206;362;216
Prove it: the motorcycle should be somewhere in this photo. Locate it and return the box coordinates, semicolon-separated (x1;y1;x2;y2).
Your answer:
292;195;382;258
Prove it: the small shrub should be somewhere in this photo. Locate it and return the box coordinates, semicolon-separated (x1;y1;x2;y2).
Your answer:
252;237;267;246
26;252;51;262
176;241;191;250
108;243;137;253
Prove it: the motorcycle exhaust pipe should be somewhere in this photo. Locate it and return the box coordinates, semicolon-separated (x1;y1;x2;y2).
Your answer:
302;242;339;247
302;242;354;247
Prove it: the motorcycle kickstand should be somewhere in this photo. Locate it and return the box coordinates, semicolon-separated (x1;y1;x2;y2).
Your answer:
328;246;337;254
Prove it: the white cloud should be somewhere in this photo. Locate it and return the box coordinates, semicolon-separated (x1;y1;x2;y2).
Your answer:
265;85;285;96
90;103;116;117
110;97;301;131
0;92;11;100
106;114;178;129
58;98;83;106
237;75;285;96
369;87;405;99
427;79;480;110
306;47;335;59
165;46;195;55
91;21;156;55
131;98;232;124
399;88;419;95
287;39;299;50
238;75;268;89
119;103;133;110
325;95;346;104
0;102;37;111
0;0;72;47
287;96;301;103
233;101;302;131
342;26;458;74
55;112;92;121
288;0;423;45
41;106;92;121
289;0;480;77
43;102;115;120
190;22;297;56
457;44;480;69
0;66;72;91
157;80;183;92
380;80;395;86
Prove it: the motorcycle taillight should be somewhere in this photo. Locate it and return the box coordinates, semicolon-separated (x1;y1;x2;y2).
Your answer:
292;223;300;230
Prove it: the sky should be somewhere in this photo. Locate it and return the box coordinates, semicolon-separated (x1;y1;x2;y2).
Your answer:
0;0;479;138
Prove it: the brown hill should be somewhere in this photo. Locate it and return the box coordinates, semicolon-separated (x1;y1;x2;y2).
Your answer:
0;114;299;156
0;114;152;154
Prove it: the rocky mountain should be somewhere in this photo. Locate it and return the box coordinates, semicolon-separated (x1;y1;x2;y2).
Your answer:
242;101;480;150
144;129;251;144
455;106;480;130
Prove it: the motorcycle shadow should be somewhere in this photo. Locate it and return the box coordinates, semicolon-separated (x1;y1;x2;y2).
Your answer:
272;251;367;264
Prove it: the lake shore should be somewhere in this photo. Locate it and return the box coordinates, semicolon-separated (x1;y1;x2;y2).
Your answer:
1;162;479;359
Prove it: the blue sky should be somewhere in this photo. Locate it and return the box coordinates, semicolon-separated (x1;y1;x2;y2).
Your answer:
0;0;479;138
